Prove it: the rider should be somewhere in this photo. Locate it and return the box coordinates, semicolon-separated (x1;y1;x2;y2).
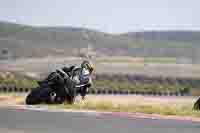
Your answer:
62;60;95;99
46;60;95;102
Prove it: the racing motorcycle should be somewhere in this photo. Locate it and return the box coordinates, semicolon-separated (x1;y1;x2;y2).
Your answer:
193;97;200;110
25;68;90;105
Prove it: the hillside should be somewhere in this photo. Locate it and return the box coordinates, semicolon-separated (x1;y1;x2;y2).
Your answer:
0;21;199;61
123;31;200;43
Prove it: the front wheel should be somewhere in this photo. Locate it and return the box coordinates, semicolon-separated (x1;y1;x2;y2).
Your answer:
65;93;76;104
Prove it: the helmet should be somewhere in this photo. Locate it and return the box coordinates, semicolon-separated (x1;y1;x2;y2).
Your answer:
81;60;95;74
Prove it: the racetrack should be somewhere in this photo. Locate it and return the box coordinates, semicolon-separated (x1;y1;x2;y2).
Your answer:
0;107;200;133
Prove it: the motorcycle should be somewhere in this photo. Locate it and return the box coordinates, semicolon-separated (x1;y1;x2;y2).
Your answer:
193;97;200;110
25;69;90;105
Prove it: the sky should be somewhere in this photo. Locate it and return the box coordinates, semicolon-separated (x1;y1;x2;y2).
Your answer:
0;0;200;33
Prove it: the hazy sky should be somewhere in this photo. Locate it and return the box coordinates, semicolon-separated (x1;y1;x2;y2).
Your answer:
0;0;199;33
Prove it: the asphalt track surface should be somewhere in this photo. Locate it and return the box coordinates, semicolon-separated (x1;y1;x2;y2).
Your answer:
0;107;200;133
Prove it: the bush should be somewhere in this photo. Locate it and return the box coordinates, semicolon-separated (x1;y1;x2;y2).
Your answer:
93;74;197;94
0;72;198;95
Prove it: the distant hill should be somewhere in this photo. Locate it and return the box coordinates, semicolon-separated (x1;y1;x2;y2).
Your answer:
122;31;200;42
0;21;200;62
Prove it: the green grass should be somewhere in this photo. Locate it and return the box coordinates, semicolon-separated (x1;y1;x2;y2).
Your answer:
0;77;194;94
128;40;194;49
0;71;197;94
96;57;177;64
93;80;187;92
144;57;177;64
0;79;38;88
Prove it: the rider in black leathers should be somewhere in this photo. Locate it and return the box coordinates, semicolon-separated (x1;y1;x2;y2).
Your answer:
45;60;95;103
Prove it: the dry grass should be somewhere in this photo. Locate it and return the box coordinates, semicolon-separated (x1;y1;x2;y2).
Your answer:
50;95;200;117
0;93;25;105
1;94;200;117
79;95;197;109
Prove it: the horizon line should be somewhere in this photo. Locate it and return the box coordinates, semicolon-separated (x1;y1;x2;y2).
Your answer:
1;20;200;35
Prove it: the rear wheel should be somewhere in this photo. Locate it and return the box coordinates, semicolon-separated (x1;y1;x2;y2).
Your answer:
25;87;52;105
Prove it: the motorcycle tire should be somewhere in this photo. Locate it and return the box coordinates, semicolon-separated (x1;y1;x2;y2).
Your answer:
25;87;52;105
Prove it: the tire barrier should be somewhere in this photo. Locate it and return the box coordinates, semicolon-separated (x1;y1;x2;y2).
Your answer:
0;85;31;93
87;89;189;96
0;85;190;96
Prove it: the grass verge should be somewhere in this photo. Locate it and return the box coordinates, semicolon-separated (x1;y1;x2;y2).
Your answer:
1;94;200;118
47;96;200;118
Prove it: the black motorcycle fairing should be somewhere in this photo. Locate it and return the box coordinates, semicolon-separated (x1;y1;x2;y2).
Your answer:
26;66;92;105
25;86;53;105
